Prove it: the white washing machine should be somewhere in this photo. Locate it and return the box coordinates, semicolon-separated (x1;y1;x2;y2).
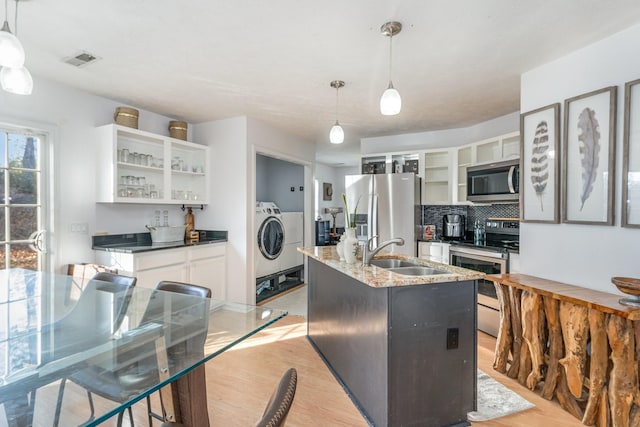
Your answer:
280;212;303;271
255;202;285;278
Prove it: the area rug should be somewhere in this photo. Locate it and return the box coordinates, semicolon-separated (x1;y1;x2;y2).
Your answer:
467;370;535;422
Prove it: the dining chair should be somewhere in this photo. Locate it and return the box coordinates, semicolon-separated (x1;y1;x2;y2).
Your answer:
54;280;210;427
51;272;137;426
156;367;298;427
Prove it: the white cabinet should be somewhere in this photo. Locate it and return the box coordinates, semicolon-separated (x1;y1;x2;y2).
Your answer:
418;242;450;265
96;124;209;204
423;149;452;204
473;131;520;165
456;146;472;203
95;242;227;301
188;244;227;300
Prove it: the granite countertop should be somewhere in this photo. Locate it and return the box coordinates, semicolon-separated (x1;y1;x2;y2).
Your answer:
298;246;484;288
92;230;227;254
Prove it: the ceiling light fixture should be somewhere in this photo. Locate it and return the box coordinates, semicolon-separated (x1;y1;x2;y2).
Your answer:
329;80;345;144
380;21;402;116
0;0;31;95
0;0;24;68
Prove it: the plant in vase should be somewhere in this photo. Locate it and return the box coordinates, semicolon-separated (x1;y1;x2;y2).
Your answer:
342;193;360;264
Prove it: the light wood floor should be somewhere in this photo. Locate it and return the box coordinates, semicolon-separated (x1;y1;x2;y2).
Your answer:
42;315;584;426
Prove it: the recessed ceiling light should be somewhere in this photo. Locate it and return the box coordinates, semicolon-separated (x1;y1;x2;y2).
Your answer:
63;51;101;67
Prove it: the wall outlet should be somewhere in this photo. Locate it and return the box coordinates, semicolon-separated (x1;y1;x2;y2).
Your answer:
70;223;88;234
446;328;459;350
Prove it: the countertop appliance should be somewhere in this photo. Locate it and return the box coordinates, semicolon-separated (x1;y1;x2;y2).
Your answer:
443;214;465;240
449;219;519;337
345;173;421;257
467;159;520;203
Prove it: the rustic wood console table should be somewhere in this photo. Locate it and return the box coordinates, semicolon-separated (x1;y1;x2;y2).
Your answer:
489;273;640;427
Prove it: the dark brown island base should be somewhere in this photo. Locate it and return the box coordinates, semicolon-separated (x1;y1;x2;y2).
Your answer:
299;246;484;427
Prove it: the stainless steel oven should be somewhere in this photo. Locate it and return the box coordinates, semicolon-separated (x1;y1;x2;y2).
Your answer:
449;246;507;337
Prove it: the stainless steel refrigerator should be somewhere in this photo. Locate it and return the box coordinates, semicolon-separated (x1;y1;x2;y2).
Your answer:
344;173;421;257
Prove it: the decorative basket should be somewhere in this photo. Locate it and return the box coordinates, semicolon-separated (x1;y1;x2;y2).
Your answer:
169;120;188;140
114;107;139;129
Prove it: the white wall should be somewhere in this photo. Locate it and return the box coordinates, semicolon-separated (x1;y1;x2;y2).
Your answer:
520;23;640;292
193;117;248;303
361;111;519;154
0;76;194;274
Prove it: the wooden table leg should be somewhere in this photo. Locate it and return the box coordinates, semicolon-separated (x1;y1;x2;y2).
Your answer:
171;364;210;427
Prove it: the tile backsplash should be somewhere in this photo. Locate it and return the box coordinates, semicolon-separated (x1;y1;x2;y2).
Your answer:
421;204;519;237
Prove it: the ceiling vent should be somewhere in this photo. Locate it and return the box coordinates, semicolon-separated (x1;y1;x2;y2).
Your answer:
63;51;101;67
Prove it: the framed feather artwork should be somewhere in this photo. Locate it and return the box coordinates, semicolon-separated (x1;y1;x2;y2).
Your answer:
562;86;617;225
520;103;560;223
622;79;640;228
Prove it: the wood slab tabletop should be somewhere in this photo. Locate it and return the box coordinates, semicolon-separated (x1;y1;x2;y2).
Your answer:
488;273;640;320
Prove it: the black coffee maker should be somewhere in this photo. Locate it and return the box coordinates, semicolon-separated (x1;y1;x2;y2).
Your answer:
443;214;465;240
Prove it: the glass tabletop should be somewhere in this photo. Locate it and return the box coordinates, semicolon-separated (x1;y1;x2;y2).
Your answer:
0;268;287;426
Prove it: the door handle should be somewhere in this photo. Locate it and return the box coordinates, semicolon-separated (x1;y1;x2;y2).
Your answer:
28;230;46;253
507;166;516;194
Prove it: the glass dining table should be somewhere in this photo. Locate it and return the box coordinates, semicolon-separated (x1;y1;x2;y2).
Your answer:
0;268;287;426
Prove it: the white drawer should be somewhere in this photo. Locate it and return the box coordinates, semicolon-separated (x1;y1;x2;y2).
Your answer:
135;248;188;271
188;242;226;261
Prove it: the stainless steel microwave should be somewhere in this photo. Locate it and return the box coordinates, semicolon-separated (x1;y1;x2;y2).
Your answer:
467;159;519;202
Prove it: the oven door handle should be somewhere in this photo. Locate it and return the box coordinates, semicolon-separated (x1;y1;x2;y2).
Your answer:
449;246;507;260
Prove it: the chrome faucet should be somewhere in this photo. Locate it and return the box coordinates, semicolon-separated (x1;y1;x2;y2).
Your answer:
362;235;405;266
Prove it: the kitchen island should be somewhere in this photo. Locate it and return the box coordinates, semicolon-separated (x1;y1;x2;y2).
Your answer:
299;246;483;427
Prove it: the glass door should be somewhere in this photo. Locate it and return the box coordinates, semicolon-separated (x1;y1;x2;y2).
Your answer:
0;127;50;271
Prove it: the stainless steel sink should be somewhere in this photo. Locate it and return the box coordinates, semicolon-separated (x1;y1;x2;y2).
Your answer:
388;266;449;276
369;258;418;268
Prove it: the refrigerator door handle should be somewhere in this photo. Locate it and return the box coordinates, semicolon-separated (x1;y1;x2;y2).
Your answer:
370;193;378;244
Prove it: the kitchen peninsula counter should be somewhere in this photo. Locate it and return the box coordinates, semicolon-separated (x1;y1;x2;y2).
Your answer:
300;246;478;427
298;246;483;288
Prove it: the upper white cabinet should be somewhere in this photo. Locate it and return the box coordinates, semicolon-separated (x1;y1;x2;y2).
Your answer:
456;146;472;203
473;131;520;165
423;149;452;204
96;124;209;204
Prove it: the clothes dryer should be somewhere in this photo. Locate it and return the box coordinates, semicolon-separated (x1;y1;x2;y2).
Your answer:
280;212;303;271
255;202;284;278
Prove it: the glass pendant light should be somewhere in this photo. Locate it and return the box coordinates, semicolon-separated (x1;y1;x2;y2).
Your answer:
1;0;31;95
380;21;402;116
329;80;345;144
1;64;31;94
0;0;24;68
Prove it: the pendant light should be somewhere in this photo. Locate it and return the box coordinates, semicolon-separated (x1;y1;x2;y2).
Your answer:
0;0;24;68
1;0;31;95
379;21;402;116
329;80;345;144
